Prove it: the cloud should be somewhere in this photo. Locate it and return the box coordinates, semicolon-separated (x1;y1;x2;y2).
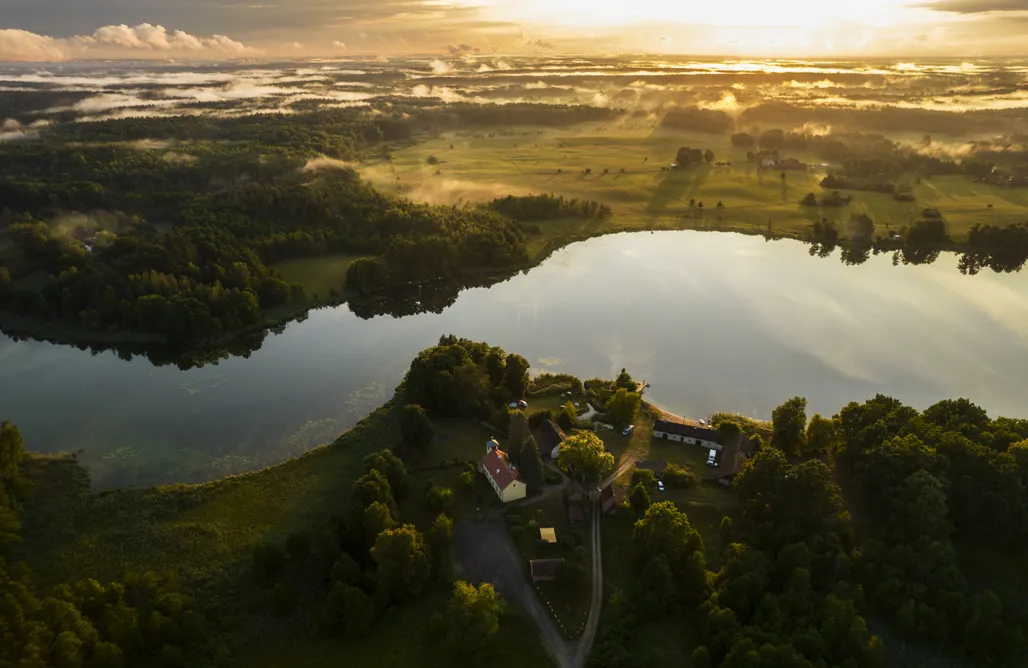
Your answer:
0;29;66;61
332;40;347;49
429;58;452;74
921;0;1028;11
445;43;478;55
0;24;256;62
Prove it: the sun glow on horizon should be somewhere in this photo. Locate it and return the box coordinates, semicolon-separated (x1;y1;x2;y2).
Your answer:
507;0;912;29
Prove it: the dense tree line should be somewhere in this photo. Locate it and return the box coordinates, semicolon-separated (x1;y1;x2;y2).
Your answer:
740;101;1014;137
959;222;1028;274
659;108;734;134
487;194;611;221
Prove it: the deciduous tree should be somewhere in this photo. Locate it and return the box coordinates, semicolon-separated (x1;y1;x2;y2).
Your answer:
605;388;641;428
772;396;807;457
370;524;432;601
558;432;615;483
630;483;651;518
438;581;505;652
519;436;544;494
401;404;434;452
503;353;530;398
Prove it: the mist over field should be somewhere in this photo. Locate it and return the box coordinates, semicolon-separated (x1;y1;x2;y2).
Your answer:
4;56;1028;140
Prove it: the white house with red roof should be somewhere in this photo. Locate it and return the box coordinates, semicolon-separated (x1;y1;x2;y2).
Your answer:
479;438;527;503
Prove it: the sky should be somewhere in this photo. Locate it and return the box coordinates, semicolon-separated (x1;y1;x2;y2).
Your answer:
2;0;1028;60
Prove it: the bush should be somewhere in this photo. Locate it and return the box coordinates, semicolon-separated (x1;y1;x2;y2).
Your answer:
663;463;698;489
631;468;656;488
427;155;439;165
426;486;454;513
543;467;562;485
459;470;476;491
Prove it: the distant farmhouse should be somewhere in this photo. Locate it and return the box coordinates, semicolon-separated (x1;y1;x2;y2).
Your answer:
652;419;722;451
479;438;527;503
761;156;807;171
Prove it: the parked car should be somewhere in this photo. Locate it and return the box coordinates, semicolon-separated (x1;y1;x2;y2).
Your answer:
622;425;635;436
706;449;717;467
657;480;665;492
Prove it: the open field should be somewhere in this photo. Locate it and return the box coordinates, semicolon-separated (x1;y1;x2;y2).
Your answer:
272;254;360;298
360;124;1028;245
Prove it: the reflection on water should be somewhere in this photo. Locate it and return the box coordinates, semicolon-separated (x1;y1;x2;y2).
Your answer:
1;231;1027;488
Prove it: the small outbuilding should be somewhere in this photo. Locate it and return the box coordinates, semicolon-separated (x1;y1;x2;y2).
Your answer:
539;527;557;544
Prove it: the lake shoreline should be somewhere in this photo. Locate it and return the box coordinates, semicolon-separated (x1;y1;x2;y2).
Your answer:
0;220;970;354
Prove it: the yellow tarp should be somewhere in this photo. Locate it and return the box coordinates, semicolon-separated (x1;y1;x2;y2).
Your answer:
539;527;557;544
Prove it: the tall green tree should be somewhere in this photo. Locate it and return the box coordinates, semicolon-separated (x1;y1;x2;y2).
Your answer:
771;396;807;457
362;501;396;543
507;410;530;464
370;524;432;601
363;450;409;503
630;483;651;518
804;413;837;457
400;404;434;452
0;420;24;499
558;432;615;483
519;436;544;494
438;581;505;653
503;353;530;398
632;501;707;603
605;388;641;428
427;513;454;575
614;368;635;392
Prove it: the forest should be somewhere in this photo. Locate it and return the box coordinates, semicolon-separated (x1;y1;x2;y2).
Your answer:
592;393;1028;668
0;106;613;344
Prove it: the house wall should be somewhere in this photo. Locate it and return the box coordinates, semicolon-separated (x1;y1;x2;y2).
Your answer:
501;480;527;503
653;430;722;451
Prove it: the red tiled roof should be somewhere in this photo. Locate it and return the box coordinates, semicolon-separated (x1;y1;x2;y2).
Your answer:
482;449;521;490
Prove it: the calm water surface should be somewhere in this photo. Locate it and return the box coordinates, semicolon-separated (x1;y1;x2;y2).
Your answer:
2;231;1027;487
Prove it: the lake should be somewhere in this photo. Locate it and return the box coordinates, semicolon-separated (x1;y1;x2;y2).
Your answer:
2;231;1027;488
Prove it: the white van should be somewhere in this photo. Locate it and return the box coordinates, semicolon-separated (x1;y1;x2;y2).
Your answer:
706;449;717;467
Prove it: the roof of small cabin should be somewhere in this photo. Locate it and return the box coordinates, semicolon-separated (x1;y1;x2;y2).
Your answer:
707;433;750;480
653;419;718;441
539;527;557;544
533;419;567;455
481;449;521;490
530;559;564;579
567;503;585;523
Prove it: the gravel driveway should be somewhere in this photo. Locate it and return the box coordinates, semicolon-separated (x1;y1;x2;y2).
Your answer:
454;519;575;668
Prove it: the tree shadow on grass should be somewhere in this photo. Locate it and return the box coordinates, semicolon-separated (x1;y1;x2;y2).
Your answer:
646;168;710;215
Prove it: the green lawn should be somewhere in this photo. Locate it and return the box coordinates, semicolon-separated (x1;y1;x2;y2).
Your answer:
359;124;1028;245
271;253;360;299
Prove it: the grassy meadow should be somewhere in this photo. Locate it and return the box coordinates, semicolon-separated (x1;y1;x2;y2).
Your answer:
360;122;1028;246
272;253;361;299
